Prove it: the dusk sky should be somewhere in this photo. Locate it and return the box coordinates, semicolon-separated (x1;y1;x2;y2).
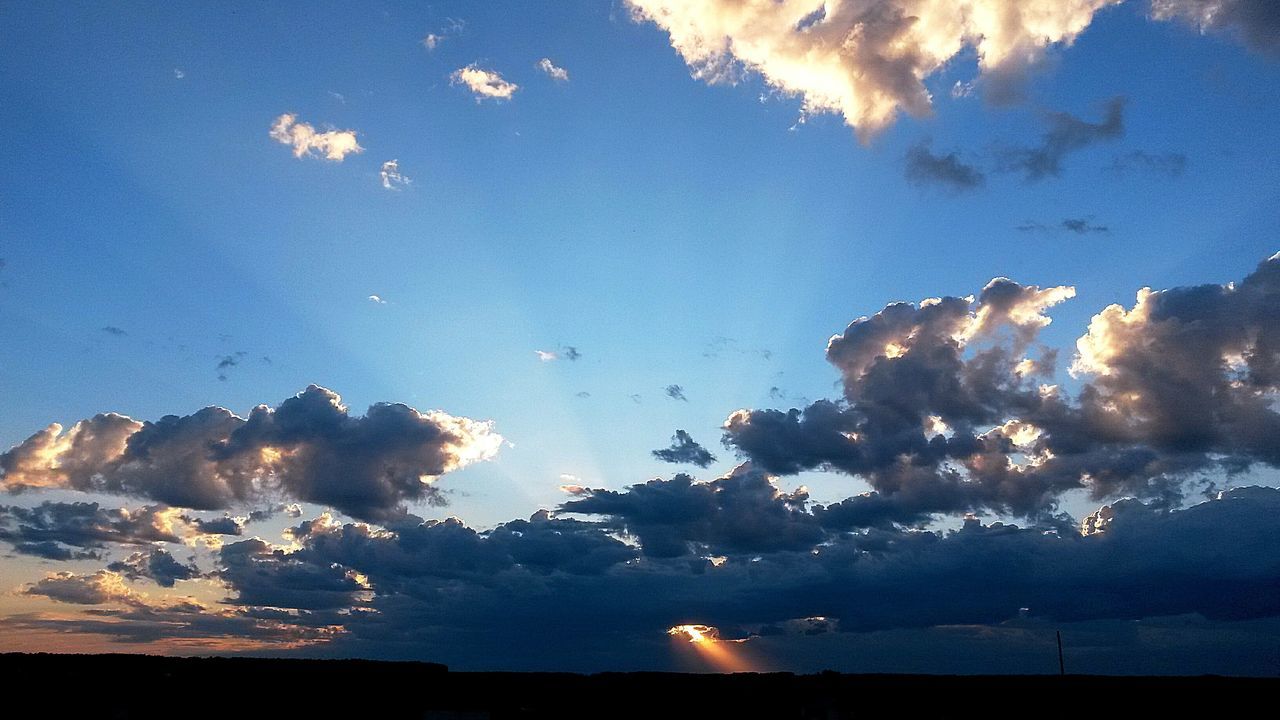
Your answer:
2;0;1279;674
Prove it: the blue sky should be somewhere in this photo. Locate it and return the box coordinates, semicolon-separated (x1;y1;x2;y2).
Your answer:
2;1;1279;672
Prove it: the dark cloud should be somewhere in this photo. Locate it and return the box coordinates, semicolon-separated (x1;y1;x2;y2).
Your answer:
7;541;100;561
1154;0;1280;55
665;385;688;402
0;502;188;555
101;326;127;337
904;141;985;191
1109;150;1188;177
723;254;1280;526
563;346;582;361
1061;218;1109;234
576;391;591;399
1002;97;1125;180
0;386;502;523
186;514;244;536
651;430;717;468
560;464;821;558
107;548;202;587
216;351;246;381
175;487;1280;669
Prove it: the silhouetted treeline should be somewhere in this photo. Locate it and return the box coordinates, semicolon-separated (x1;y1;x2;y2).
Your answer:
2;653;1274;719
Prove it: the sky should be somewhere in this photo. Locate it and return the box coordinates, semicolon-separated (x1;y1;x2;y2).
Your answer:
1;0;1279;674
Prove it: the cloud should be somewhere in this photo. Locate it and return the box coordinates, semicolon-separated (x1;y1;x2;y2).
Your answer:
0;385;503;522
652;430;718;467
1061;218;1109;234
269;113;363;161
536;350;558;362
563;346;582;361
107;549;202;587
537;58;570;82
627;0;1122;138
665;384;688;401
1153;0;1280;55
101;326;127;337
216;351;246;381
422;18;464;51
0;502;190;556
1110;150;1188;177
904;141;985;191
183;487;1280;667
723;254;1280;525
451;65;518;101
380;160;410;190
368;295;387;304
24;570;139;605
173;68;184;79
1001;97;1125;180
562;464;820;557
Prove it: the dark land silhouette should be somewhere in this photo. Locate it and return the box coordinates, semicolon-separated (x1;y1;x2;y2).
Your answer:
3;652;1275;718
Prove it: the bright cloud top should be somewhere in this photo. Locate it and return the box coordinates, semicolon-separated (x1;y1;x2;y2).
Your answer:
451;65;519;101
269;113;363;161
626;0;1122;136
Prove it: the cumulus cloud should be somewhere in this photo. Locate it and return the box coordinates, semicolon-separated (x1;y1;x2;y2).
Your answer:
1001;97;1125;180
723;253;1280;525
269;113;363;161
904;141;984;191
380;159;410;190
0;386;503;522
537;58;570;82
652;430;717;467
451;65;518;101
107;548;202;587
422;18;464;51
24;570;139;605
562;464;820;557
627;0;1122;138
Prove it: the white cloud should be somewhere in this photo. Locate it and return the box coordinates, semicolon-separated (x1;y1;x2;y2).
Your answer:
423;18;465;51
535;350;558;362
368;295;387;304
380;159;410;190
538;58;570;82
173;68;185;80
269;113;363;161
626;0;1120;138
451;65;519;101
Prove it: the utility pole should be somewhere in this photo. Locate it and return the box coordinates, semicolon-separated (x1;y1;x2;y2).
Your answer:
1056;630;1065;675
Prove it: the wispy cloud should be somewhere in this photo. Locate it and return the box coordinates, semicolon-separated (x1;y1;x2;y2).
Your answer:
1000;97;1125;180
451;65;518;101
537;58;569;82
422;18;465;51
665;384;688;402
904;141;985;192
368;295;387;305
380;159;410;190
269;113;363;161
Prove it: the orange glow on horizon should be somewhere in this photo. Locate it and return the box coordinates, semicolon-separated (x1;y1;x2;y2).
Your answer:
667;624;759;673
